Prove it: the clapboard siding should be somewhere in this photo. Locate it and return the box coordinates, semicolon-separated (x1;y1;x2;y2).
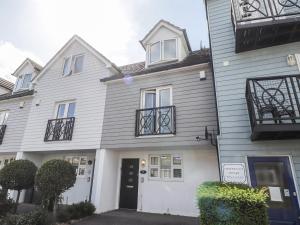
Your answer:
206;0;300;186
0;97;33;153
21;41;110;152
101;65;218;149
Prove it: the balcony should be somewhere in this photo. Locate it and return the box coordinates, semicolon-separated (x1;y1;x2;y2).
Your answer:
231;0;300;52
135;106;176;137
246;75;300;140
0;125;7;144
44;117;75;142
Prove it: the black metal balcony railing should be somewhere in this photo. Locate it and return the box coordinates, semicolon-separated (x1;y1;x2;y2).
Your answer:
135;106;176;137
231;0;300;52
0;125;7;145
246;75;300;140
44;117;75;142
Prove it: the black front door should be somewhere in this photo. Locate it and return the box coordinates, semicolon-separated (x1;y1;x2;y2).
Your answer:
248;157;300;225
119;158;139;210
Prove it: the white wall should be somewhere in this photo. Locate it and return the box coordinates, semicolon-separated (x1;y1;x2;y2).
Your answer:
0;87;11;95
21;151;95;204
21;40;110;152
98;148;219;217
0;97;33;153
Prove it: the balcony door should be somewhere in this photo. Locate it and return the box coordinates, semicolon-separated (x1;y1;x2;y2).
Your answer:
141;86;172;134
248;157;300;225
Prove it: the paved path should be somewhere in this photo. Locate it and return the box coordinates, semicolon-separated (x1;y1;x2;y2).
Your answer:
73;209;199;225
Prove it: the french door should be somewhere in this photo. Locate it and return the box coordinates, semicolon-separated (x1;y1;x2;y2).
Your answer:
141;86;172;134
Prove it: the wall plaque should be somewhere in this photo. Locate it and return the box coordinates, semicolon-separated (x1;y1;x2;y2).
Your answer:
222;163;248;184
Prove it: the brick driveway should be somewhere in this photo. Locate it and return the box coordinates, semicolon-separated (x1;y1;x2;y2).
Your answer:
73;209;199;225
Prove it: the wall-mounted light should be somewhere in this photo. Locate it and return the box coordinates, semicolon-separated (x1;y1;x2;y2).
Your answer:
19;101;25;109
35;99;41;106
199;71;206;81
141;159;146;168
287;54;297;66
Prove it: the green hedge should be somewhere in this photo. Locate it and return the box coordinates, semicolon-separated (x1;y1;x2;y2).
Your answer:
57;201;96;222
198;182;269;225
0;209;50;225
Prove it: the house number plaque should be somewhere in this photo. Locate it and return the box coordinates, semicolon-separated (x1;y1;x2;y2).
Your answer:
222;163;248;184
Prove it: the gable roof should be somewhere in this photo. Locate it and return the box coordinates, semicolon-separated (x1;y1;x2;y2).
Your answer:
140;19;192;51
0;77;14;91
101;49;210;82
33;35;121;83
11;58;43;77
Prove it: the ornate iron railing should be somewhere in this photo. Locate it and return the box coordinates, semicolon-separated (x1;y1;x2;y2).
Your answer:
232;0;300;23
44;117;75;142
0;125;7;145
135;106;176;136
246;75;300;128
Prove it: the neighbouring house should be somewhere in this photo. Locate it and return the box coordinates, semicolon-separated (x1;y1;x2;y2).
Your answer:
0;58;40;171
205;0;300;223
96;20;219;216
0;20;220;217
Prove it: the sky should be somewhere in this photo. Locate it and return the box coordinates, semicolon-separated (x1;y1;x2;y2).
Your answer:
0;0;208;82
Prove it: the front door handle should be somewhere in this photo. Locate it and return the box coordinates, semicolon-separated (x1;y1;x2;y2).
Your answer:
126;185;134;189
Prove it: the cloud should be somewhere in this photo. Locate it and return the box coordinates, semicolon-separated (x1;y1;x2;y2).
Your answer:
0;41;43;82
31;0;145;65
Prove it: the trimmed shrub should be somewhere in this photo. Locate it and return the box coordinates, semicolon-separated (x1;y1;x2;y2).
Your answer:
0;160;37;212
56;208;72;223
198;182;269;225
0;189;14;217
57;201;95;222
67;201;96;219
0;209;49;225
35;159;76;211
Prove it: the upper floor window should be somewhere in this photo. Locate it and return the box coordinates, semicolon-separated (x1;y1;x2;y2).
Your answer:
14;74;32;92
136;86;175;136
141;86;172;109
56;101;76;118
149;39;177;64
63;54;84;76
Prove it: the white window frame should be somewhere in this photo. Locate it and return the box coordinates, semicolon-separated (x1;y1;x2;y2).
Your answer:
62;54;84;76
64;156;87;178
54;100;76;119
148;154;183;181
140;86;173;109
148;38;177;65
0;111;9;125
14;73;32;92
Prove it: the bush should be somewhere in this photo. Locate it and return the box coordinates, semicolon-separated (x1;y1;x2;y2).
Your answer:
68;201;96;219
0;160;37;212
0;189;14;217
0;209;49;225
57;202;95;222
198;182;269;225
56;208;72;223
35;159;76;211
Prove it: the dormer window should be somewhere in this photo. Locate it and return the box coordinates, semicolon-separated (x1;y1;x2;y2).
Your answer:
14;73;32;92
63;54;84;76
149;39;177;64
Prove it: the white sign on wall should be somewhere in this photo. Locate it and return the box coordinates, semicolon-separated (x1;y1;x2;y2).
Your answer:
222;163;248;184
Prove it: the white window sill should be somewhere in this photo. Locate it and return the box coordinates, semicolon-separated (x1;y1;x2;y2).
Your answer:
148;177;184;182
136;134;175;139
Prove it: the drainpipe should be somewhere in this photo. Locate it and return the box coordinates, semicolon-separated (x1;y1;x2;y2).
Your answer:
88;159;96;202
204;0;222;181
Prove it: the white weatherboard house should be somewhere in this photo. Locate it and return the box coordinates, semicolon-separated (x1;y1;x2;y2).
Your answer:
0;20;219;217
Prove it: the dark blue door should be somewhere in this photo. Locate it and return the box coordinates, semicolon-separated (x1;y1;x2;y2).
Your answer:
248;157;300;225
